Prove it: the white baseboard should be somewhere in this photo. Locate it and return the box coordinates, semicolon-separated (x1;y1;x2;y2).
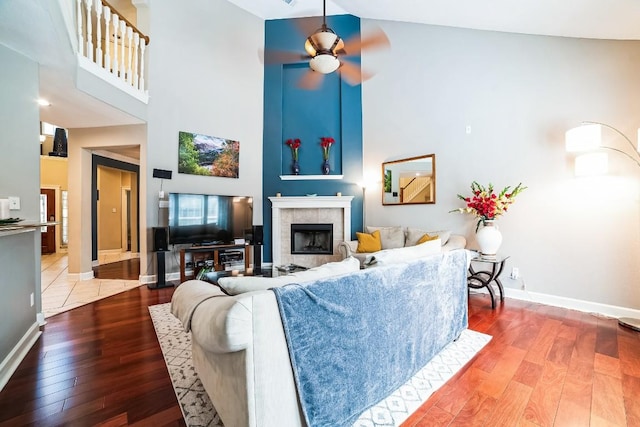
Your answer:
98;249;124;255
139;272;179;285
67;271;94;281
0;322;41;391
471;287;640;319
139;274;155;284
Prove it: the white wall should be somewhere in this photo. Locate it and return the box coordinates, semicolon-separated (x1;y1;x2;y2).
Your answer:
0;44;41;385
143;0;264;280
362;21;640;312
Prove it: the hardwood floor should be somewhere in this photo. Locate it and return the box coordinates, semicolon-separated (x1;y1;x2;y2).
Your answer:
0;285;183;427
403;295;640;427
1;285;639;426
92;258;140;280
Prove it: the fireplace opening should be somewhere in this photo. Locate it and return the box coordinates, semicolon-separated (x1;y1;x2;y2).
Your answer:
291;223;333;255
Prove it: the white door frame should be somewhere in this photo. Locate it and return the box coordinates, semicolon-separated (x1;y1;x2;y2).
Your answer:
121;186;131;252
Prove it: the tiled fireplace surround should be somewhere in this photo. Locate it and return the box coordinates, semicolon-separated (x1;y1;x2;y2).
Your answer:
268;196;354;268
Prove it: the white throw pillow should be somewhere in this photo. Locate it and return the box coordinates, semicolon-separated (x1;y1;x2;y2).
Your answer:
364;238;442;267
365;226;405;249
217;256;361;295
405;228;452;247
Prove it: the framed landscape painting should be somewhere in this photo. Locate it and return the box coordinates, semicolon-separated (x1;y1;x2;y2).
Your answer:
178;131;239;178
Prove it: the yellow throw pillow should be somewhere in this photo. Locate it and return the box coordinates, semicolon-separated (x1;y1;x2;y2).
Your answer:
356;230;382;253
417;233;439;244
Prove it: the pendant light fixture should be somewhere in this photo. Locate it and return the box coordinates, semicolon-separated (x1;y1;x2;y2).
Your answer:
303;0;344;74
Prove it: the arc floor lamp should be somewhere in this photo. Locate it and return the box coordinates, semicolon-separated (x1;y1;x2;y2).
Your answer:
565;121;640;331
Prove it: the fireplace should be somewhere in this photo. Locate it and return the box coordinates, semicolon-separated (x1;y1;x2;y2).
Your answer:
291;223;333;255
268;195;353;267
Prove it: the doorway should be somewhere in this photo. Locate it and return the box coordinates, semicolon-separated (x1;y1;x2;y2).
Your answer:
40;188;56;254
92;155;140;280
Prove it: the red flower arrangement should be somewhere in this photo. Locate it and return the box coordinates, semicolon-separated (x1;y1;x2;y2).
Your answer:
451;181;526;230
285;138;301;161
320;137;335;160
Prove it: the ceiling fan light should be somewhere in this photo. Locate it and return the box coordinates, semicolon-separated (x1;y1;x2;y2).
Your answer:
308;30;341;53
304;39;316;56
309;54;340;74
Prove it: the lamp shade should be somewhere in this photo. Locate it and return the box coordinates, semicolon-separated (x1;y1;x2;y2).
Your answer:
309;54;340;74
49;127;68;157
565;124;602;152
575;152;608;176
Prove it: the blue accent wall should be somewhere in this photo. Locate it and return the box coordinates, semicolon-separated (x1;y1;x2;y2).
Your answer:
263;15;364;264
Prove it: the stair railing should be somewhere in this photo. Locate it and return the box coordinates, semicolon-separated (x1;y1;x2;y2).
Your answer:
76;0;149;97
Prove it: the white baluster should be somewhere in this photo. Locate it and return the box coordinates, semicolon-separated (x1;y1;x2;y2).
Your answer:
85;0;93;61
126;27;133;85
138;37;146;91
112;15;119;75
95;0;103;67
76;0;84;56
132;32;140;89
103;6;111;72
119;20;126;79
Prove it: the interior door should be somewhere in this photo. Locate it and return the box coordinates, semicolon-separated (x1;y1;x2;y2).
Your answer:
40;188;56;254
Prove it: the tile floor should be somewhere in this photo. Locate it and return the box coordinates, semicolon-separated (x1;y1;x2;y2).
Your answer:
41;252;142;318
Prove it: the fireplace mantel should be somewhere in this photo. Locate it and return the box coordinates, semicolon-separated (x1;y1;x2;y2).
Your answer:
268;196;353;266
268;196;354;209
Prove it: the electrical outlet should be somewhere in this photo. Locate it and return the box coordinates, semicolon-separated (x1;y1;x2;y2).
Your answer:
30;292;34;307
8;196;20;210
510;267;519;280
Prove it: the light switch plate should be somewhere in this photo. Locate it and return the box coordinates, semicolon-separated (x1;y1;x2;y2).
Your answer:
8;196;20;210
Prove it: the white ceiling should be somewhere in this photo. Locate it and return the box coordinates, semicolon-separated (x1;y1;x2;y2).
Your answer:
227;0;640;41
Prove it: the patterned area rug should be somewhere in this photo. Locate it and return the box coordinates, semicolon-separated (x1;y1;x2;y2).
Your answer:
149;303;491;427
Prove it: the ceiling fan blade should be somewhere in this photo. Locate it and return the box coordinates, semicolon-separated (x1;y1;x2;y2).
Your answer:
339;59;374;86
298;69;324;90
294;16;323;39
339;28;390;56
260;48;309;65
338;60;364;86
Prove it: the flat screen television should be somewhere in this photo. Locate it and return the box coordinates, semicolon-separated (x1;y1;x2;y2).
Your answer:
168;193;253;246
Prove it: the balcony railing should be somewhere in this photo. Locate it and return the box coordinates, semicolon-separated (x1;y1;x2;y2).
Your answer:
76;0;149;100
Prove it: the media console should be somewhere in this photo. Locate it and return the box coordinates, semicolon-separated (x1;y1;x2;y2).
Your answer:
179;244;250;283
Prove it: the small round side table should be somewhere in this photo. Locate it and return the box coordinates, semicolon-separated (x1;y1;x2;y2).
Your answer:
468;252;510;309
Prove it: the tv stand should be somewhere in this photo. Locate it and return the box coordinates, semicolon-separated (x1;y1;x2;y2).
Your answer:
179;243;250;283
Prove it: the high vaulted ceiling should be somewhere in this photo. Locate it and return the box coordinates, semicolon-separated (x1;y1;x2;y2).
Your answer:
227;0;640;40
3;0;640;134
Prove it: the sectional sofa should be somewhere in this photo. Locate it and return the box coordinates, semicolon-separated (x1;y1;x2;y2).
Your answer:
171;248;470;427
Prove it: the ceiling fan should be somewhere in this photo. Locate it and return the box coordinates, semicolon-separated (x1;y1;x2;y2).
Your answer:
264;0;390;90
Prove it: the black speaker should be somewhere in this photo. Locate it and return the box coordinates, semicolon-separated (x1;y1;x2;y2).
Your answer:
152;168;172;179
252;225;264;245
152;227;168;252
253;244;262;274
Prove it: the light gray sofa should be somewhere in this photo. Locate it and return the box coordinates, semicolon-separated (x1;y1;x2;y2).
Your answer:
338;225;466;267
170;251;470;427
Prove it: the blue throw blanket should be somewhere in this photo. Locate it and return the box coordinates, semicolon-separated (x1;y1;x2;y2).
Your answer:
273;250;469;427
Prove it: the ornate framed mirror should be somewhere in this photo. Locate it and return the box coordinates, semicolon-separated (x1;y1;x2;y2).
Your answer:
381;154;436;205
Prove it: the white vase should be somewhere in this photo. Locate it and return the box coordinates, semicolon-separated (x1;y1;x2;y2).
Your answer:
476;220;502;256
